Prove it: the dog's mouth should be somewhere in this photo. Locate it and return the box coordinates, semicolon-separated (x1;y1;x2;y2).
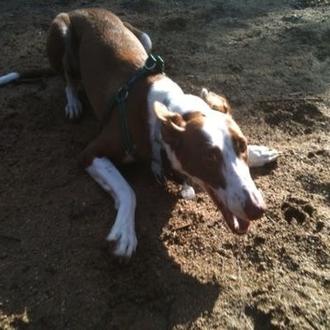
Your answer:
206;186;250;234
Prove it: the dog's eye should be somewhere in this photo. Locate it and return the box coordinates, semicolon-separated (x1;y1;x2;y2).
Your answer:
206;147;221;164
238;138;247;153
233;136;247;155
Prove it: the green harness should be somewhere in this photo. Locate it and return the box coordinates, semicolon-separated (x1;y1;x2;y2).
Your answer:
106;54;165;157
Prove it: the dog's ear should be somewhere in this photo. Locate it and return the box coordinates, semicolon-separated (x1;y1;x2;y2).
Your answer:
153;101;186;132
153;101;186;146
201;88;231;114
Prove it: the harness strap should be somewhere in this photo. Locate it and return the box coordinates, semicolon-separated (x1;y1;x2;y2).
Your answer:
118;100;133;155
106;54;165;157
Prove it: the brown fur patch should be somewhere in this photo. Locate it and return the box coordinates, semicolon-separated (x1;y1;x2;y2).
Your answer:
201;90;231;114
228;119;248;162
163;111;226;189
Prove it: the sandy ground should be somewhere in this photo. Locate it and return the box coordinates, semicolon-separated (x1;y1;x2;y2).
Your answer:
0;0;329;329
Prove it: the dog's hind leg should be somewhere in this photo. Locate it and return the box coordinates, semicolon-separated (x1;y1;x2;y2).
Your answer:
47;13;83;119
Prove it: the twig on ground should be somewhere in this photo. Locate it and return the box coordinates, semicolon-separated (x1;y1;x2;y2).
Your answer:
173;223;192;231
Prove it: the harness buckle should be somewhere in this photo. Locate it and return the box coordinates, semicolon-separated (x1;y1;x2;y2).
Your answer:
144;54;157;71
144;54;164;73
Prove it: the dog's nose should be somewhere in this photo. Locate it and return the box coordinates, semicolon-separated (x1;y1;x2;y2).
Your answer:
243;189;266;220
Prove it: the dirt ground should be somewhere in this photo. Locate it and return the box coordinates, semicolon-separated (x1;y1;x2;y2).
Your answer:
0;0;329;329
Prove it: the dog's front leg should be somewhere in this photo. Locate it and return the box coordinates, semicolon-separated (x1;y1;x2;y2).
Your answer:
86;157;137;258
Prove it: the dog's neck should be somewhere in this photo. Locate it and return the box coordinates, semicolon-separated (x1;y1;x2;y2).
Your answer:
148;76;210;117
147;75;211;145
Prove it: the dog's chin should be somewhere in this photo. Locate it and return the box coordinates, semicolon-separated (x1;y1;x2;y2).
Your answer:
205;186;250;234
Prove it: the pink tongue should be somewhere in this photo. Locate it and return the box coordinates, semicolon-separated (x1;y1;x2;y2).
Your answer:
220;203;250;234
206;187;250;234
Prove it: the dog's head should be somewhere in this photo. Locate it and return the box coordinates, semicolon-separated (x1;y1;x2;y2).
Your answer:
154;89;266;234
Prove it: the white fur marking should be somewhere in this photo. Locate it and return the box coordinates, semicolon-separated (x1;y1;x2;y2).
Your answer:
0;72;20;86
167;94;210;115
56;12;69;36
147;77;184;179
202;114;262;219
60;23;68;36
86;157;137;257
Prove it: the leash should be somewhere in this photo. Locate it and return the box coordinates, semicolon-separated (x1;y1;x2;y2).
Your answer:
106;54;165;157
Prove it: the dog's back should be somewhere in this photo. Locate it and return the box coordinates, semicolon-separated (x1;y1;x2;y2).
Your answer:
47;8;148;119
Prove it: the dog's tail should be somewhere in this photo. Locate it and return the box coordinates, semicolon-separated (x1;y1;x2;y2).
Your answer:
123;22;152;54
0;68;56;87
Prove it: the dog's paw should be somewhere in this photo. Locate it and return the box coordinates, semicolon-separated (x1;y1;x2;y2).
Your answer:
248;145;279;168
65;86;83;119
181;183;195;200
65;99;82;119
151;160;165;184
106;223;137;258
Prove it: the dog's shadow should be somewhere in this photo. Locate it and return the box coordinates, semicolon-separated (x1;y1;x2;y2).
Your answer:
250;160;278;179
95;164;221;329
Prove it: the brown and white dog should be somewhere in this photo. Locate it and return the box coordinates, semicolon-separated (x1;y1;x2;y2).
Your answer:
0;8;278;258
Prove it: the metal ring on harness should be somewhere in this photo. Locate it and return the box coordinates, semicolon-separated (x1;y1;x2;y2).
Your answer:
144;55;157;71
